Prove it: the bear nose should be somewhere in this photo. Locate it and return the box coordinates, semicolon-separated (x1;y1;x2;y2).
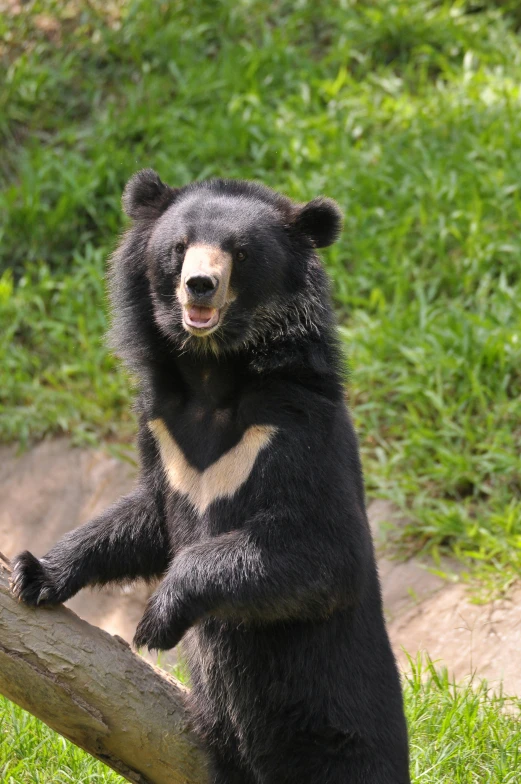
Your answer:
185;274;219;297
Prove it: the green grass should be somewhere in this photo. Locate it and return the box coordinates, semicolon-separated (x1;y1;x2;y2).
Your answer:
405;657;521;782
2;659;520;782
1;0;520;581
0;696;123;784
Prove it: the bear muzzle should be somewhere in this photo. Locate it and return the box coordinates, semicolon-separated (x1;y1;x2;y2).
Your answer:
178;244;234;335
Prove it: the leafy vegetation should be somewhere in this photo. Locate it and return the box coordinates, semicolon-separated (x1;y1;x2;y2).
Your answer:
2;658;521;782
405;657;521;783
1;0;520;580
1;695;123;784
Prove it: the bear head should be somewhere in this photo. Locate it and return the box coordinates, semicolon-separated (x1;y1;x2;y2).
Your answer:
110;169;342;368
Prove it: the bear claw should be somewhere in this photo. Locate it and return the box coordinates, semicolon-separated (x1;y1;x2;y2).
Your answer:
133;599;189;652
10;551;60;607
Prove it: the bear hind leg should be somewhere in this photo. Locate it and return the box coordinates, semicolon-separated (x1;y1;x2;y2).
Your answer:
207;748;257;784
252;733;409;784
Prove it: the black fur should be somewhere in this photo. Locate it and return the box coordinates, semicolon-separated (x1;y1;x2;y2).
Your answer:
12;172;410;784
122;168;179;220
294;196;343;248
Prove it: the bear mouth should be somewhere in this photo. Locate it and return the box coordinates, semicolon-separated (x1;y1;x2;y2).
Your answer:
183;305;220;334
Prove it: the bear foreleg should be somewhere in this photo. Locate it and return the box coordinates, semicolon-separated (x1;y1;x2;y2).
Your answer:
11;488;168;606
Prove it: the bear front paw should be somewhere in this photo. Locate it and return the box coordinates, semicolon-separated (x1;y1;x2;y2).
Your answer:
133;597;189;652
10;551;62;607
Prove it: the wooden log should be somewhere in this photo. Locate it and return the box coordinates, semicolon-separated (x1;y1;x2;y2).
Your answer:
0;552;208;784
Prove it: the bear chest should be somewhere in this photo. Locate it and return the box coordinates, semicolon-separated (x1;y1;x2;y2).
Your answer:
149;417;276;515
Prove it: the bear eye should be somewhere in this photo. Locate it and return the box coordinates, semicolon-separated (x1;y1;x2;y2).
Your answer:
235;249;247;262
175;242;186;255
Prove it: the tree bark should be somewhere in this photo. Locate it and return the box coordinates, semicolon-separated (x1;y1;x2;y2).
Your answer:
0;553;208;784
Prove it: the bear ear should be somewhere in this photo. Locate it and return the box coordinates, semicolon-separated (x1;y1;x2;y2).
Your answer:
122;169;179;221
292;197;343;248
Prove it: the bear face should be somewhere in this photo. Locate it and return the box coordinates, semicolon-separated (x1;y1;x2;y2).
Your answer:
117;170;342;356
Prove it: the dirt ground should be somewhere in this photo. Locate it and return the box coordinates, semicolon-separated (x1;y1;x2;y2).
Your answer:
1;440;520;694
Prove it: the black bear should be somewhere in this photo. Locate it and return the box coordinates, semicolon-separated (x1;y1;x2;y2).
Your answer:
12;170;410;783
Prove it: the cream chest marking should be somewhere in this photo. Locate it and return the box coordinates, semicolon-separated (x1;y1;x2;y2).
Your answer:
149;418;277;514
